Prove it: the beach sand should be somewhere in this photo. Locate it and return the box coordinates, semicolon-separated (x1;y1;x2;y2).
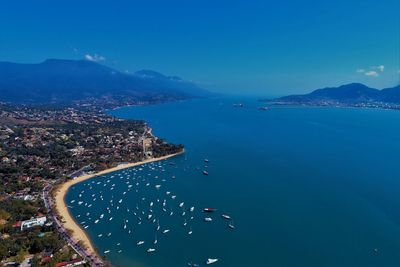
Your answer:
53;151;183;256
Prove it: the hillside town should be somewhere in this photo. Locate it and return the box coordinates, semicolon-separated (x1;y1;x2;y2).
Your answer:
0;103;183;266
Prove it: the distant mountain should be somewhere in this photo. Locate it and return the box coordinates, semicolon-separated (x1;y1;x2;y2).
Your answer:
0;59;211;104
271;83;400;105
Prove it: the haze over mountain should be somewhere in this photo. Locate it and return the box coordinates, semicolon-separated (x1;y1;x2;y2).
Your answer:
272;83;400;104
0;59;210;104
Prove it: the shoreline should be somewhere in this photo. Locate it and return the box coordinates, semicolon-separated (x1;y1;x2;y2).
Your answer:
53;151;184;257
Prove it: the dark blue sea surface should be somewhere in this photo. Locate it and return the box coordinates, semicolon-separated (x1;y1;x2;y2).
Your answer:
66;97;400;266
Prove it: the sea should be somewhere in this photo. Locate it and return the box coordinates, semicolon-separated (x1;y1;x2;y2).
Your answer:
66;96;400;267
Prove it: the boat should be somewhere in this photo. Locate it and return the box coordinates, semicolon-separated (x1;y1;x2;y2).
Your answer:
137;240;145;245
233;103;244;107
163;229;170;234
221;214;231;220
228;220;235;229
188;227;193;235
204;159;209;163
204;217;213;222
203;171;209;176
190;206;195;212
203;208;217;212
206;258;219;265
147;248;156;253
179;202;184;207
104;250;110;254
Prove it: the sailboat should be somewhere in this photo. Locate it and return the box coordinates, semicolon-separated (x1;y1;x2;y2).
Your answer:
206;258;219;265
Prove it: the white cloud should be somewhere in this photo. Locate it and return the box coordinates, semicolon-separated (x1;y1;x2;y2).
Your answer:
372;65;384;72
84;54;106;62
365;70;379;77
356;64;384;77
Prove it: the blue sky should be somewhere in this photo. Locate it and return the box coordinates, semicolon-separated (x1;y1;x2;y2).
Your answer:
0;0;399;96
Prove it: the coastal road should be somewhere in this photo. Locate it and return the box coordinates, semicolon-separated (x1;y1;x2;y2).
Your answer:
43;183;106;267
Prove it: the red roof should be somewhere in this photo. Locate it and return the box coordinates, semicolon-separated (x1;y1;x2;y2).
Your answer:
12;221;22;228
55;259;80;267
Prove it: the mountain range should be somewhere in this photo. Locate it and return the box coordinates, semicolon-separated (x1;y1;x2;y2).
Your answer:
271;83;400;105
0;59;210;104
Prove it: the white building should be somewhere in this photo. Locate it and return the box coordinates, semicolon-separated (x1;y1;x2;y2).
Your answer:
21;216;47;231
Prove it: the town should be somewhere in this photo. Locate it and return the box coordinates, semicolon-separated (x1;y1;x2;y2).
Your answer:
0;103;183;266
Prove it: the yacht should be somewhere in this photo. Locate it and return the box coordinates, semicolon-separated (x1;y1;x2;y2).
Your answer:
206;258;219;265
204;217;213;222
203;208;217;212
137;240;145;245
221;214;231;220
147;248;156;253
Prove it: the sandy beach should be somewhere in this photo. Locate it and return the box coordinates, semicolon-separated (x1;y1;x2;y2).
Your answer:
53;151;183;256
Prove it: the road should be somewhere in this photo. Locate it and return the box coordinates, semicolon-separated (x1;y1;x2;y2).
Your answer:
43;183;106;267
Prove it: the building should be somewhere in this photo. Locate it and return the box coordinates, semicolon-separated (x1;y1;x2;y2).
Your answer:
20;216;47;231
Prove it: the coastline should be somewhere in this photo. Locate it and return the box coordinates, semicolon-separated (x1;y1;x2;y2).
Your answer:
53;151;184;257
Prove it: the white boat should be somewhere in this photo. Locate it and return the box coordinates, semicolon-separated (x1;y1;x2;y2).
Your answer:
137;240;145;245
190;206;195;212
204;217;213;222
206;258;218;265
228;220;235;229
147;248;156;253
94;219;99;224
221;214;231;220
104;250;110;254
179;202;184;208
162;229;170;234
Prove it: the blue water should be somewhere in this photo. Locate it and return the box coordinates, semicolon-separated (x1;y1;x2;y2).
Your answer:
66;97;400;266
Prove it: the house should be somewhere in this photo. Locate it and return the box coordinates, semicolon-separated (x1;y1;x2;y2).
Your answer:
20;216;47;231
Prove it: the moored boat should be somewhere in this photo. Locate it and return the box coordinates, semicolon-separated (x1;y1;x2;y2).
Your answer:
203;208;217;212
206;258;219;265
